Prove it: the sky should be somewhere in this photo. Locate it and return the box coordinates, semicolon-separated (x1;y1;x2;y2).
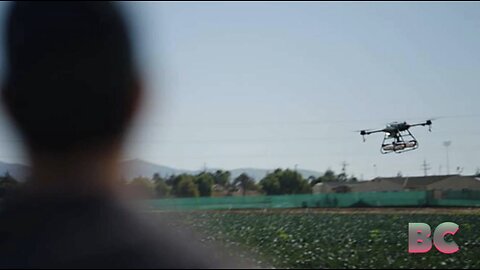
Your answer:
0;2;480;179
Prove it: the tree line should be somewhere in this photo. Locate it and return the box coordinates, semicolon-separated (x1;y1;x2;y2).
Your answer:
125;168;358;199
0;168;360;199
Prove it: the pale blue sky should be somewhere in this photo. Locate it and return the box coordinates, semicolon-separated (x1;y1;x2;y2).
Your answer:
1;2;480;179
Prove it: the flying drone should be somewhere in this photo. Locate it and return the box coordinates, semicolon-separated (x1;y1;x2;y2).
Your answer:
358;120;433;154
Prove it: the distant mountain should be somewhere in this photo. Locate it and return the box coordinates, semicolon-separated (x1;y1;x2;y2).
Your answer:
120;159;323;181
229;168;322;181
0;161;30;182
0;158;324;183
120;159;196;180
229;168;271;181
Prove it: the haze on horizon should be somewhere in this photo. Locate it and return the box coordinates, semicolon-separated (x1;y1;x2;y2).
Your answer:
0;2;479;180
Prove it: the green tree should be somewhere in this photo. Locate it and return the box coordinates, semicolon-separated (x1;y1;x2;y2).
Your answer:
322;169;337;182
165;174;178;187
176;176;199;198
233;173;256;196
213;170;231;187
155;180;170;198
279;169;311;194
311;169;337;185
260;169;311;195
195;172;214;197
152;173;170;198
167;174;190;196
336;172;348;182
259;173;281;195
128;176;155;198
307;175;317;186
152;173;163;183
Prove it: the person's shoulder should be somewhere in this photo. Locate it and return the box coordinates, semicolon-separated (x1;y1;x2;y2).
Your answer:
0;194;249;268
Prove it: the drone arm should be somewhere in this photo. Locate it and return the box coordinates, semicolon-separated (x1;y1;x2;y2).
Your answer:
364;129;384;135
409;120;432;131
360;129;384;142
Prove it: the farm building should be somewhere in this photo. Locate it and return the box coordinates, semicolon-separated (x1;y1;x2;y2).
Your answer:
313;175;480;194
349;178;405;193
312;182;352;193
375;175;456;191
312;181;362;194
427;175;480;191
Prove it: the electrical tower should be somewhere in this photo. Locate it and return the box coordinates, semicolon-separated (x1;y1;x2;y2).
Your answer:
421;159;431;176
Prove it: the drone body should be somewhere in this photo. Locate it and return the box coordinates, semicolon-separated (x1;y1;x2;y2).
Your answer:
359;120;432;154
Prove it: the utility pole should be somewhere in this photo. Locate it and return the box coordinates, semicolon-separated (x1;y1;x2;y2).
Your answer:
294;164;299;182
341;161;349;175
339;161;349;182
421;159;431;176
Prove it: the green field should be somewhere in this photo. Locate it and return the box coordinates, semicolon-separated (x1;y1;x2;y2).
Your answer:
159;208;480;269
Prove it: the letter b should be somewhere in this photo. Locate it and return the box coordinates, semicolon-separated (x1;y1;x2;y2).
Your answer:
408;223;432;253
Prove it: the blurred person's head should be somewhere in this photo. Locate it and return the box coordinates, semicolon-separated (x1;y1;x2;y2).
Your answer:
1;2;141;193
2;1;140;158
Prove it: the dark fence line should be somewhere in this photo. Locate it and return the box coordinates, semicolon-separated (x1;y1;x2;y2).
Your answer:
144;190;480;211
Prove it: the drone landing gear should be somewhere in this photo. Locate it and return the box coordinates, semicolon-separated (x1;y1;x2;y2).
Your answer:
380;130;418;154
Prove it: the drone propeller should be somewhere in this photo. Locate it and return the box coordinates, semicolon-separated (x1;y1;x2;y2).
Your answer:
426;119;432;131
423;118;436;132
353;129;378;142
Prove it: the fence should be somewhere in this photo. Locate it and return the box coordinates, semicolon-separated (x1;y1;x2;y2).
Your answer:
144;190;480;211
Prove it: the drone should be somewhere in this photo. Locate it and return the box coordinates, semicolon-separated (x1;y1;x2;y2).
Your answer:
358;120;433;154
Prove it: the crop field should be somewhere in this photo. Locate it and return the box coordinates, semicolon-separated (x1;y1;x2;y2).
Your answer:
154;208;480;269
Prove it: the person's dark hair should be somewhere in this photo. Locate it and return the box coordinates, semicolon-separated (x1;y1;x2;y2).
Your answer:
2;2;138;152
